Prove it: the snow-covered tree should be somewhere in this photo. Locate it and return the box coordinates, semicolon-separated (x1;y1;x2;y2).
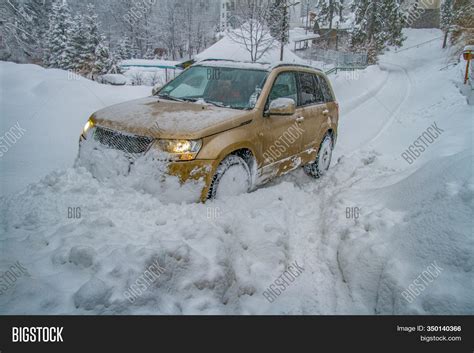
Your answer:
227;0;276;62
77;4;110;77
144;48;156;60
94;42;111;76
116;38;132;61
448;0;474;52
1;0;53;62
316;0;343;30
44;0;73;69
351;0;405;63
269;0;289;45
441;0;454;49
64;14;88;71
159;1;185;60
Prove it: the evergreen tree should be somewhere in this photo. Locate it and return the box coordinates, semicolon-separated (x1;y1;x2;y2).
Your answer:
78;3;110;77
316;0;343;30
94;42;111;75
44;0;74;69
81;4;102;73
116;38;132;61
269;0;290;45
351;0;405;63
144;48;156;60
65;14;88;72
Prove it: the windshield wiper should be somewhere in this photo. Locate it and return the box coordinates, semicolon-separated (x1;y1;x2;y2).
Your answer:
157;94;184;102
204;100;228;108
181;97;198;102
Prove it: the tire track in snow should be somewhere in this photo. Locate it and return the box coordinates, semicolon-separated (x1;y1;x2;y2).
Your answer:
281;60;414;313
334;61;413;161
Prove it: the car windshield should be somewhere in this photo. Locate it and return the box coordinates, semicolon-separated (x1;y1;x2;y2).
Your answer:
157;65;268;110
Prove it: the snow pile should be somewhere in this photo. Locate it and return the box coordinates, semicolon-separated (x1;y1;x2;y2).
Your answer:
0;29;472;314
97;74;127;86
0;62;150;197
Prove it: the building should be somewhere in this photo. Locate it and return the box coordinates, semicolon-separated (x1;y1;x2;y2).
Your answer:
403;0;442;28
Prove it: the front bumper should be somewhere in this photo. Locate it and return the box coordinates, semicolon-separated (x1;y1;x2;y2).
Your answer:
77;135;217;202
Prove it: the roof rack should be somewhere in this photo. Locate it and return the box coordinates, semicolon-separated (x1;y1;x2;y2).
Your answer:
198;58;272;66
270;62;322;72
190;58;322;72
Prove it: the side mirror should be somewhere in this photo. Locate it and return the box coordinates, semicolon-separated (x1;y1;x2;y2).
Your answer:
267;98;296;116
152;85;162;96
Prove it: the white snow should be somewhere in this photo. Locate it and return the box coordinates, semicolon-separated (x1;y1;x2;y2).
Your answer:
97;74;127;86
0;29;472;314
120;59;180;68
195;34;305;65
92;97;242;137
0;63;150;197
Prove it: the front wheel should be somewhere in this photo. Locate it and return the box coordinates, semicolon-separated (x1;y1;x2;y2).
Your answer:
304;134;333;178
208;155;251;200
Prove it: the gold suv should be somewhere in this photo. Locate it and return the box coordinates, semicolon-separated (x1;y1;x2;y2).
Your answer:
78;60;339;201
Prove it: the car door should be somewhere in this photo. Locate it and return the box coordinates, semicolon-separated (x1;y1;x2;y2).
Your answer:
316;74;338;140
261;71;305;178
296;71;329;156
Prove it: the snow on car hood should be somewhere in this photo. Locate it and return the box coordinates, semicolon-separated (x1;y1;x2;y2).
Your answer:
91;97;250;139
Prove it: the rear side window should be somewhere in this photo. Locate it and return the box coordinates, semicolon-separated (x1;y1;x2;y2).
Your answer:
297;72;325;106
317;75;335;102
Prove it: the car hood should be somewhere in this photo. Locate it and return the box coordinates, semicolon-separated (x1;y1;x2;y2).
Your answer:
91;97;252;139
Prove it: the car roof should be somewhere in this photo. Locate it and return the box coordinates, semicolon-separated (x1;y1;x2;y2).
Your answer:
194;59;322;74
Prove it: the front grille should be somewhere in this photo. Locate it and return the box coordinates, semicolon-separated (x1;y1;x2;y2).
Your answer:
93;126;153;154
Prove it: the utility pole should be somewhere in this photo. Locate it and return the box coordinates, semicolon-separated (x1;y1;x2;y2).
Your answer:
280;1;300;61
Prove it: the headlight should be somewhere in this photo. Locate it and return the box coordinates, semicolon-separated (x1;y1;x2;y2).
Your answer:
156;139;202;161
82;119;94;137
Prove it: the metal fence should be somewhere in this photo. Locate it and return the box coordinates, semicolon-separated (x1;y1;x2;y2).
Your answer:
303;48;368;68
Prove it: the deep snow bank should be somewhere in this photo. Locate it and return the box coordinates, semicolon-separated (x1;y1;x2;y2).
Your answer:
0;62;150;197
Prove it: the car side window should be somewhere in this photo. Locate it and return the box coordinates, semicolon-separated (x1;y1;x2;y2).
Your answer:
298;72;316;106
317;75;335;103
268;72;298;105
312;74;326;104
298;72;326;106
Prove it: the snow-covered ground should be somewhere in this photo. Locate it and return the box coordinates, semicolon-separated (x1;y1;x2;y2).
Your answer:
0;29;472;314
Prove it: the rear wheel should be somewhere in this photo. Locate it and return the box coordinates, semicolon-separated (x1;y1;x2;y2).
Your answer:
304;133;333;178
208;155;251;200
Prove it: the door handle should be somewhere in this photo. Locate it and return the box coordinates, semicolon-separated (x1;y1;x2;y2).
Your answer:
296;116;305;123
322;109;329;115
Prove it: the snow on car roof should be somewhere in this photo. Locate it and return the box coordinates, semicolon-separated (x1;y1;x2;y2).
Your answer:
194;59;271;70
194;59;321;72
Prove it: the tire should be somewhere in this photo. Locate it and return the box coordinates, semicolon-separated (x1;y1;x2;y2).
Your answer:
304;133;333;178
208;155;251;200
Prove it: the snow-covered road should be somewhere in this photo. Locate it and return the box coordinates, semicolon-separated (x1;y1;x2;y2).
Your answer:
1;29;472;315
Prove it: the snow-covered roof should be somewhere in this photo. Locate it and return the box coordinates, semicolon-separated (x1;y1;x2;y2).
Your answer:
292;33;320;42
120;59;180;69
289;27;320;43
195;34;305;65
